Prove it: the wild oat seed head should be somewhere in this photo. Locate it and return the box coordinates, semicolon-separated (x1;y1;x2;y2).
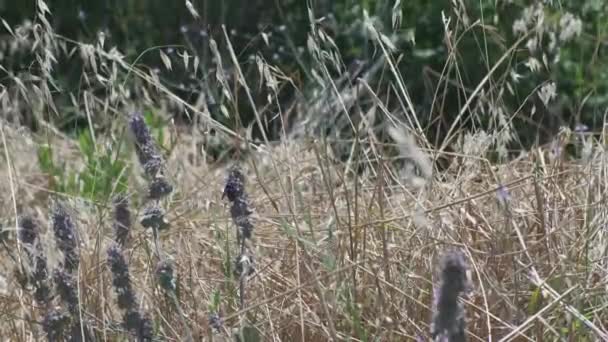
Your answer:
140;203;169;230
51;202;79;273
155;259;176;292
148;176;173;200
113;195;132;246
52;269;78;315
431;250;468;342
223;167;245;202
107;244;137;311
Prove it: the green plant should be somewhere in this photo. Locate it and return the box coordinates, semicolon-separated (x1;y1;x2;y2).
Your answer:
37;129;129;202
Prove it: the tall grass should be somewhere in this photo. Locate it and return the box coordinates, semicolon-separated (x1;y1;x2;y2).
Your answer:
0;1;607;341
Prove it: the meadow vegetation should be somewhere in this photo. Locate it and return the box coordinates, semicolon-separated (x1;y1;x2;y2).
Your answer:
1;0;608;341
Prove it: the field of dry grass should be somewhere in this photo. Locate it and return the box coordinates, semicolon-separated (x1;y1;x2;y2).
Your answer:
1;1;608;341
2;119;608;341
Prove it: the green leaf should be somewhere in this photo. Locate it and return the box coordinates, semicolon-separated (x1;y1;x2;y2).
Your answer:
234;325;260;342
527;287;543;315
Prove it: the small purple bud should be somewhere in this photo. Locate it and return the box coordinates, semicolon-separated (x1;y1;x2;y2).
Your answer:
497;185;510;203
574;123;589;133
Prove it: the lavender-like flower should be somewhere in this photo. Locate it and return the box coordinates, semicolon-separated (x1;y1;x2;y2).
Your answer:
107;244;153;341
223;166;254;242
43;308;70;341
140;203;169;231
155;259;175;292
208;312;223;333
18;216;37;245
107;244;137;311
18;216;50;304
129;112;163;178
230;198;254;240
222;167;245;202
113;195;132;246
32;252;50;304
234;253;255;278
123;310;153;342
53;268;92;342
148;176;173;200
431;250;468;342
52;269;78;315
51;203;79;273
138;313;154;342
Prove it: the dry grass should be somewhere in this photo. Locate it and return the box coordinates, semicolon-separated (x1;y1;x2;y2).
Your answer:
1;123;608;341
1;1;607;341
